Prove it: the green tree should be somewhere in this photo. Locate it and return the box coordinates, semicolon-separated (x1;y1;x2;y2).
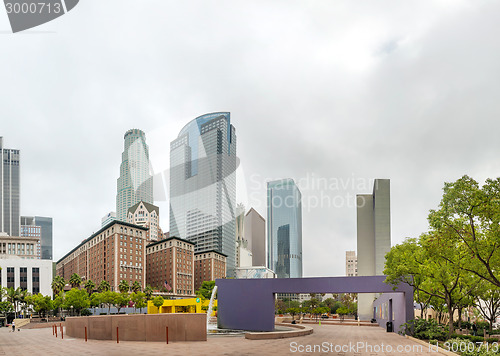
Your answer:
52;294;64;316
51;276;66;297
83;279;96;295
114;293;130;314
69;273;82;289
152;296;164;311
196;281;215;300
100;290;115;314
27;294;53;318
118;280;130;294
63;288;90;316
428;176;500;288
474;282;500;333
130;292;147;313
98;280;111;293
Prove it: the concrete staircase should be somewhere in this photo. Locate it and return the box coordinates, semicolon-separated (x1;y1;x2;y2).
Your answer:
14;318;30;329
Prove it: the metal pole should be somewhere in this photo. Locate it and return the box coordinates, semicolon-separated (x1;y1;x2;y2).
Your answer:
117;327;119;343
85;326;87;342
55;325;58;338
52;324;54;335
61;324;63;339
166;326;169;344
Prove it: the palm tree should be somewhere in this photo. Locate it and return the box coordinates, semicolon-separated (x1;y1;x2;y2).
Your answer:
131;280;142;293
69;273;82;289
83;279;96;295
144;285;153;301
98;280;111;293
6;287;21;317
51;276;66;296
118;280;130;294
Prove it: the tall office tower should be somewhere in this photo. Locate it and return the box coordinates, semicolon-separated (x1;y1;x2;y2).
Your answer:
0;137;20;237
169;112;237;277
244;208;266;267
345;250;358;276
267;179;302;278
21;216;53;260
356;178;391;320
116;129;153;222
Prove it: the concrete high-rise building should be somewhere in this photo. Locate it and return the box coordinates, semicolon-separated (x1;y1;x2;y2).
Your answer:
0;137;20;237
116;129;153;222
169;112;237;277
267;179;302;278
345;250;358;277
244;208;265;267
127;201;160;242
235;203;252;268
356;178;391;320
101;211;116;228
20;216;52;260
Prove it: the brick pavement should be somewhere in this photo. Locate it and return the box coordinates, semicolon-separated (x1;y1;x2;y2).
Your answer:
0;324;447;356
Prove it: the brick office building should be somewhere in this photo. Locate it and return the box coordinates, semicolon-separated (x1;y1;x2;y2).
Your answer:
56;221;148;292
146;236;195;298
194;250;226;291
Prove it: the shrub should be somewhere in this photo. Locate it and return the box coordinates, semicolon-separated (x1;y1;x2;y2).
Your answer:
80;309;92;316
400;318;447;341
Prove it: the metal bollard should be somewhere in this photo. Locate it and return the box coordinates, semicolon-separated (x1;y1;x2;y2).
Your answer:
117;327;119;343
55;325;58;338
52;324;54;335
61;324;63;339
85;326;87;342
166;326;169;344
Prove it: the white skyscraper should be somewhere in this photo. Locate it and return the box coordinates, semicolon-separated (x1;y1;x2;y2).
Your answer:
116;129;153;222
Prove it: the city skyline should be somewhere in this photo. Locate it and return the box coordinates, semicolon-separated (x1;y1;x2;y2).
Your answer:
2;1;500;278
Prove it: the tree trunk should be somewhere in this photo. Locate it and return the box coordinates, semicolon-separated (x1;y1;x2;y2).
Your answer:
458;307;462;330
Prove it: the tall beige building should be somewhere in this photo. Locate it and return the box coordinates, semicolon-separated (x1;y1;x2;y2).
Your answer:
345;250;357;276
356;179;391;320
244;208;266;267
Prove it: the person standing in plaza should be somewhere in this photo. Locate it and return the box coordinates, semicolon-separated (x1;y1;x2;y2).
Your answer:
11;320;15;332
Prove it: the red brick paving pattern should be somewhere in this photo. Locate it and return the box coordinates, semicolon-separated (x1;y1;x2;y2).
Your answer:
0;324;444;356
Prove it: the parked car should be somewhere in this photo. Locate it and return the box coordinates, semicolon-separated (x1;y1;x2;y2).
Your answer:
321;314;329;319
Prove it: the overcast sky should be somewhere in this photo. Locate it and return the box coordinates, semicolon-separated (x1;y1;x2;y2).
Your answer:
1;0;500;277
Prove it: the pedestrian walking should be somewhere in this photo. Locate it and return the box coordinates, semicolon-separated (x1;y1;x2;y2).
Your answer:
11;320;15;332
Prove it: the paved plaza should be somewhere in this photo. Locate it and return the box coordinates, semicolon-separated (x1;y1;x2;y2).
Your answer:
0;324;447;355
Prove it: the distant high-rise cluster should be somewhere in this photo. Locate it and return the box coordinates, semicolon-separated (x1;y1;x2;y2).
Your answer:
116;129;153;222
0;137;53;297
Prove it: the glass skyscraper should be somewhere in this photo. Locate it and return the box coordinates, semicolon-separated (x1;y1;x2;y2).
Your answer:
21;216;53;260
169;112;237;277
116;129;153;222
267;179;302;278
0;137;20;237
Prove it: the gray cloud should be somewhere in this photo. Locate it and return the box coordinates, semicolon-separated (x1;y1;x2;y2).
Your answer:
1;0;499;277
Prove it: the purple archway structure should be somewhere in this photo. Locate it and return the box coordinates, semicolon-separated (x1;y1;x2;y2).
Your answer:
216;276;413;332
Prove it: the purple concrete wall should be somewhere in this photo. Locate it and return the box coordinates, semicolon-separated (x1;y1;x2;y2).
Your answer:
66;314;207;342
373;292;407;333
216;276;413;332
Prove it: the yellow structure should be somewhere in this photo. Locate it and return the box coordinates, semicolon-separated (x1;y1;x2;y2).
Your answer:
148;297;217;316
